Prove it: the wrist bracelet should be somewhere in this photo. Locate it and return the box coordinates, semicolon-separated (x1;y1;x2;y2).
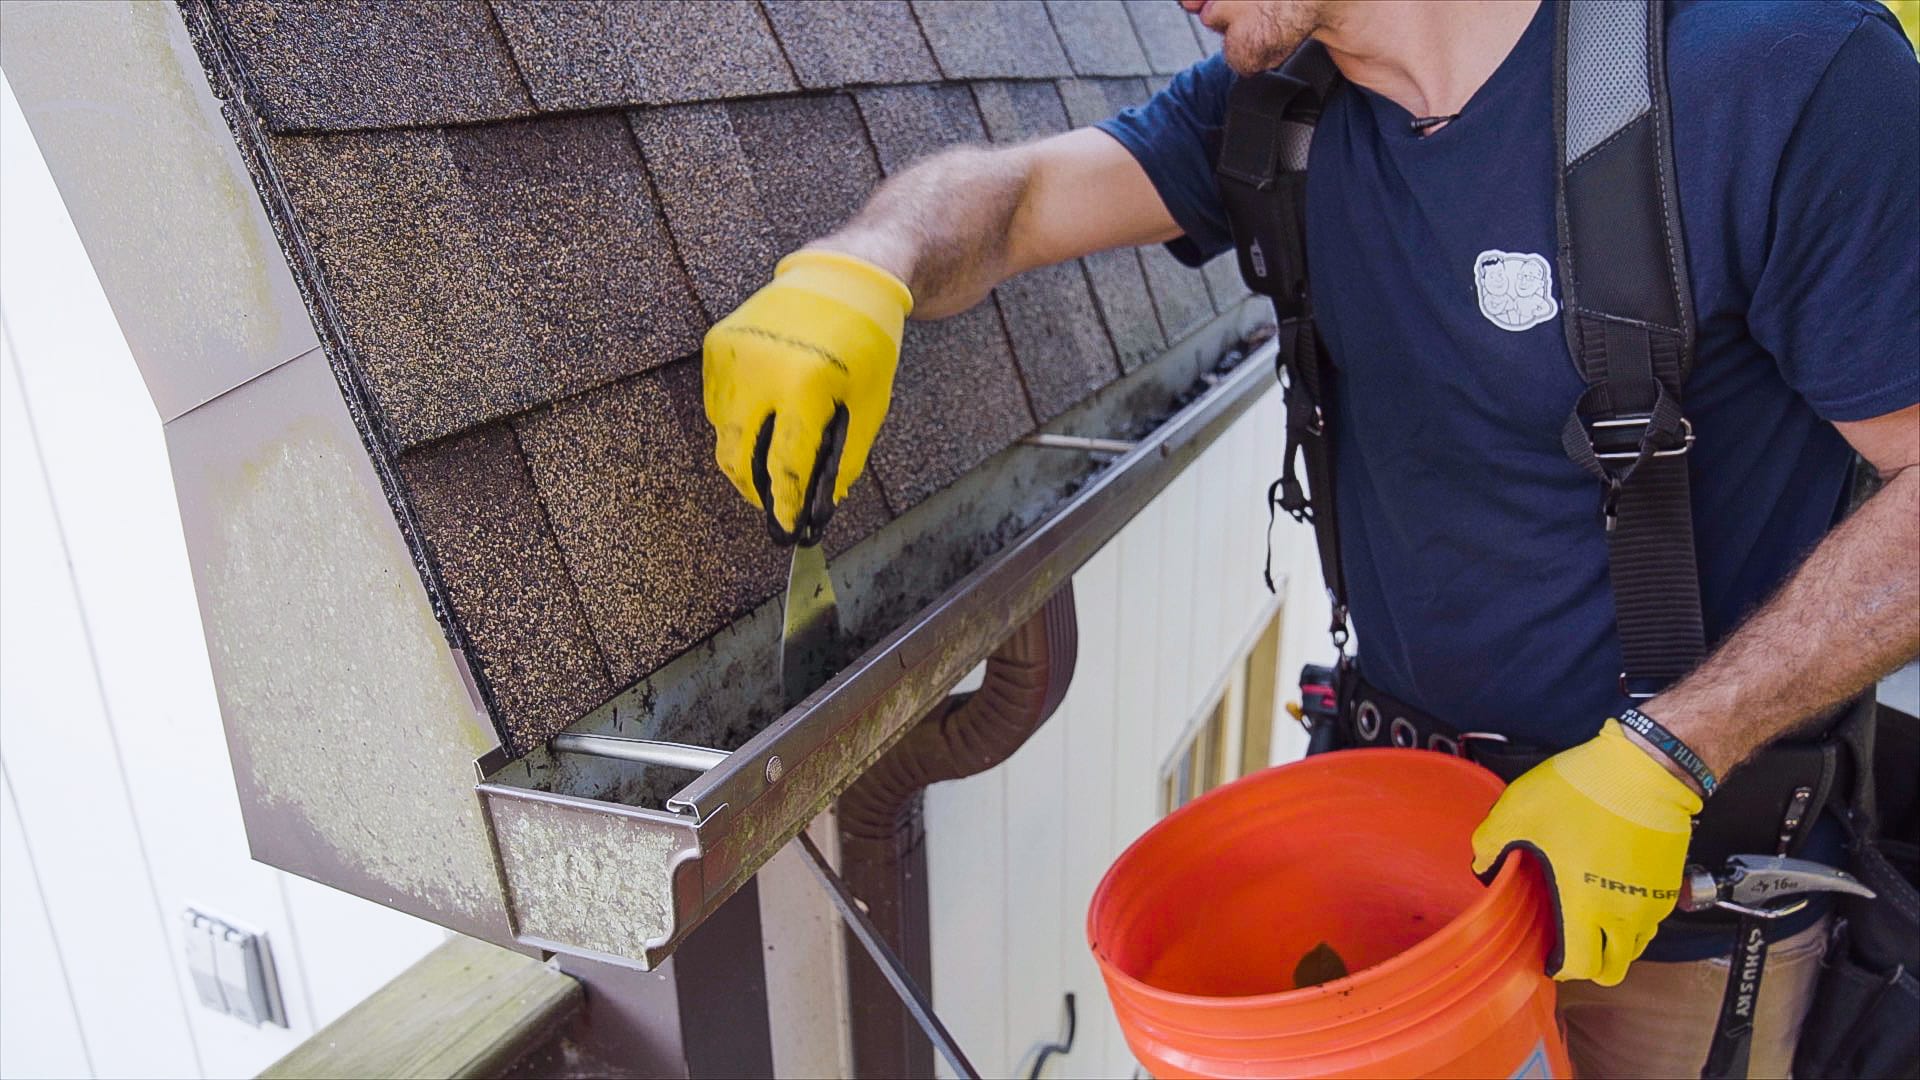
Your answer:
1617;707;1718;797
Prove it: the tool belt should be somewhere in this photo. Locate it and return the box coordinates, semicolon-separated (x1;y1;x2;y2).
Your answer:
1309;664;1865;934
1794;699;1920;1079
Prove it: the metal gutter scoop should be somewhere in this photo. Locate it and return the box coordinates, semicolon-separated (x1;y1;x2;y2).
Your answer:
780;540;840;711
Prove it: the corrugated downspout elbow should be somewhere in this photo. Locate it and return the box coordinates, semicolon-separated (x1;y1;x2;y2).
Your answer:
837;585;1078;1077
840;584;1078;843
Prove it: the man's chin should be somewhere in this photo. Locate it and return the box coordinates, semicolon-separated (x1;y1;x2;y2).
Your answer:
1222;33;1311;76
1220;39;1267;76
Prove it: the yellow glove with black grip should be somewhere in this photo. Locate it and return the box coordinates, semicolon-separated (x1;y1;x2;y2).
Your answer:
1471;719;1702;987
703;250;913;545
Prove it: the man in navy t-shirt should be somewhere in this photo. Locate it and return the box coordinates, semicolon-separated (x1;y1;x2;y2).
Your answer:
702;1;1918;1073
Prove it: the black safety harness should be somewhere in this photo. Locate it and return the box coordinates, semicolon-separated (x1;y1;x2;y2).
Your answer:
1217;4;1876;1077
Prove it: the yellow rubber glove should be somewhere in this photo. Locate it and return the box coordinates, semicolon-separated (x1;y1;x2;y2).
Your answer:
1471;719;1702;987
702;250;913;545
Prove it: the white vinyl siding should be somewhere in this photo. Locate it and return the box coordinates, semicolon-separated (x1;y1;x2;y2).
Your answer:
926;385;1332;1079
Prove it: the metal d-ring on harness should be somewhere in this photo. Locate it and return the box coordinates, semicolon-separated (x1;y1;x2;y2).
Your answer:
1218;4;1872;1078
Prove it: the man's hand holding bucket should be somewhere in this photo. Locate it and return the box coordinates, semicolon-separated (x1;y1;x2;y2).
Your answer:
1470;716;1706;986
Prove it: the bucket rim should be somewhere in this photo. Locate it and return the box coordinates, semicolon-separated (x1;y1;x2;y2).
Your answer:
1085;749;1534;1009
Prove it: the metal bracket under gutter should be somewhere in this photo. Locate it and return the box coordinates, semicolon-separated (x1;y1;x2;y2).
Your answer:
476;324;1279;971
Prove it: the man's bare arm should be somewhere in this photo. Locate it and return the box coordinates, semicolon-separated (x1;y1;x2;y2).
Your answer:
1638;404;1920;788
810;128;1182;319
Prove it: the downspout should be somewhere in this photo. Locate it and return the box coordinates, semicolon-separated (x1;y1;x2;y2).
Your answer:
837;584;1079;1078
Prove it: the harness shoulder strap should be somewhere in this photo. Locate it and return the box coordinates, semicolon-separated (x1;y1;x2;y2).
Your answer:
1554;0;1706;695
1220;4;1705;690
1216;43;1352;646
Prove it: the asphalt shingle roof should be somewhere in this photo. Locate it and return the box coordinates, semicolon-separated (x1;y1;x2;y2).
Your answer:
493;0;799;109
396;423;615;752
911;0;1072;79
185;0;1241;754
1048;0;1154;77
972;81;1121;419
1125;0;1209;74
208;0;536;130
763;1;942;90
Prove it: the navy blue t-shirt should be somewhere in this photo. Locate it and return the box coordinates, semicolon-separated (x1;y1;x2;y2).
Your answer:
1099;2;1917;958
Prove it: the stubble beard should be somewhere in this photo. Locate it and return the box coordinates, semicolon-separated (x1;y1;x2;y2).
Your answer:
1220;0;1329;76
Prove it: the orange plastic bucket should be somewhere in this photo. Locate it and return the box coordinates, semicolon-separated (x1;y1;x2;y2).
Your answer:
1088;750;1571;1078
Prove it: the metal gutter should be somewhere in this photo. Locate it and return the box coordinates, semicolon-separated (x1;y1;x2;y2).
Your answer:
477;333;1280;969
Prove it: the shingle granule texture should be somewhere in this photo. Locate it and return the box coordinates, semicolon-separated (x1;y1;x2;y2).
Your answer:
1124;0;1207;74
627;104;780;322
492;0;797;110
1046;0;1153;77
911;0;1072;80
271;115;703;448
184;0;1245;748
763;1;940;89
726;95;885;252
972;82;1119;420
1056;73;1173;373
515;357;892;685
852;83;1034;511
1140;244;1218;343
820;475;895;560
1081;249;1166;374
208;0;534;131
518;357;890;684
1057;76;1153;127
855;84;987;173
871;314;1037;514
970;79;1067;145
271;127;529;445
396;424;615;753
995;260;1123;422
1202;251;1252;310
515;360;789;685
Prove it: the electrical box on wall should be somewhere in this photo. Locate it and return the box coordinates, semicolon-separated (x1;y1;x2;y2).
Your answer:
181;908;287;1028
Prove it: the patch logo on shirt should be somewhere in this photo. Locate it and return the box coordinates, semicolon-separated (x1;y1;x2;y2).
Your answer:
1473;249;1559;332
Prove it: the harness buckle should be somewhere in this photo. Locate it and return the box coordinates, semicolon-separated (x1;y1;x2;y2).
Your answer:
1589;414;1695;462
1617;672;1662;700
